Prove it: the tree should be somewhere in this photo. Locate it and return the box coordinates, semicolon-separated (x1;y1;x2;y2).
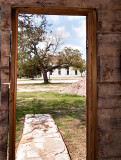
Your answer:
58;47;86;76
57;47;83;67
57;47;86;76
18;14;63;83
22;57;41;79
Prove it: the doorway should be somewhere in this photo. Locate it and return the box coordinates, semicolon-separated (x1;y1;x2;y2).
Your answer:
9;7;97;160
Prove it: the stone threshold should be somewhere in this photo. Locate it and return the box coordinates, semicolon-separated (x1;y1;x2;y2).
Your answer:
16;114;70;160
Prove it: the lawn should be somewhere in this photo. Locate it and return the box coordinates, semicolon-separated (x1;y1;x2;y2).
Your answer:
16;91;86;160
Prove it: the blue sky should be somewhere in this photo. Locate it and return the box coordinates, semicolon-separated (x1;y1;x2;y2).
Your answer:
45;15;86;60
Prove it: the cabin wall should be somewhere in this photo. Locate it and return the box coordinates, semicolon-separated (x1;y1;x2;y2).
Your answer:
47;67;84;78
0;4;11;160
0;0;121;160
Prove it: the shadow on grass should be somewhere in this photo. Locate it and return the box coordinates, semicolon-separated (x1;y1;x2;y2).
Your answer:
16;92;86;129
17;82;71;86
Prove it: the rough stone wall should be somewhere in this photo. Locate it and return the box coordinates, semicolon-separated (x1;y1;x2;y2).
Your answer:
0;4;11;160
0;85;9;160
0;0;121;160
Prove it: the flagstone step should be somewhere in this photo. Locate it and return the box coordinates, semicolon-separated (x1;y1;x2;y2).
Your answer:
16;114;70;160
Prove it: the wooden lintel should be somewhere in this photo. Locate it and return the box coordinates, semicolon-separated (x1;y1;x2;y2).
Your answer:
17;7;95;15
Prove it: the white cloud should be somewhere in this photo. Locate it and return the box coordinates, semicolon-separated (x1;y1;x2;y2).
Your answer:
68;16;86;21
68;16;81;21
61;44;82;51
72;19;86;45
46;15;60;23
56;26;70;38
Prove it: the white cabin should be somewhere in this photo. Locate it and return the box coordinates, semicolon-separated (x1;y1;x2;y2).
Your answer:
47;67;86;78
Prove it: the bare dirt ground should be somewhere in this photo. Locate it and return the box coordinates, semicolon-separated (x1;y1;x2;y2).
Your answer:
17;77;86;96
59;119;86;160
59;77;86;96
17;84;65;92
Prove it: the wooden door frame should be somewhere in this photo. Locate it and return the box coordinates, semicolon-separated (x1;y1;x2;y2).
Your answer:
9;7;97;160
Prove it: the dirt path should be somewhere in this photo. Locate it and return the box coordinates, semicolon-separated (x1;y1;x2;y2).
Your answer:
17;84;68;92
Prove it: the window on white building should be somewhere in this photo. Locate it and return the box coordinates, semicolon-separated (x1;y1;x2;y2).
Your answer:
50;71;52;75
75;70;78;75
58;69;61;75
67;68;69;75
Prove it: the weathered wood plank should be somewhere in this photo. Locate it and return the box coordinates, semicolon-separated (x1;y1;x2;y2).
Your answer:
98;142;121;158
98;83;121;97
98;131;121;145
1;56;9;68
7;0;98;8
82;0;120;9
98;83;121;109
1;30;10;83
1;56;10;83
98;56;121;82
98;157;121;160
0;84;9;160
1;30;10;56
0;0;121;10
97;34;121;56
98;108;121;131
0;1;13;5
1;68;10;83
98;108;121;158
97;20;121;33
99;0;121;9
98;96;121;109
98;9;121;22
97;9;121;33
1;4;11;31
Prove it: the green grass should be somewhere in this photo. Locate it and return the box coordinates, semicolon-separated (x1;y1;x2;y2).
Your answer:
16;91;86;159
17;91;86;123
17;83;70;86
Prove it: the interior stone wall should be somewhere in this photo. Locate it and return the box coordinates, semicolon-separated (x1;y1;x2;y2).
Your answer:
0;0;121;160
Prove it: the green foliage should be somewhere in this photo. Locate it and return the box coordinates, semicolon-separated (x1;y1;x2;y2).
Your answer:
72;59;86;75
18;53;41;78
57;47;84;68
22;57;41;78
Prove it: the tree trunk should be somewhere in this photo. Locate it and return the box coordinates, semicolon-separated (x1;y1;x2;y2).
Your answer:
42;70;48;83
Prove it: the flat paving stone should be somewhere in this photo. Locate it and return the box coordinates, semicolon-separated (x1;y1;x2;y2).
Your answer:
16;114;70;160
